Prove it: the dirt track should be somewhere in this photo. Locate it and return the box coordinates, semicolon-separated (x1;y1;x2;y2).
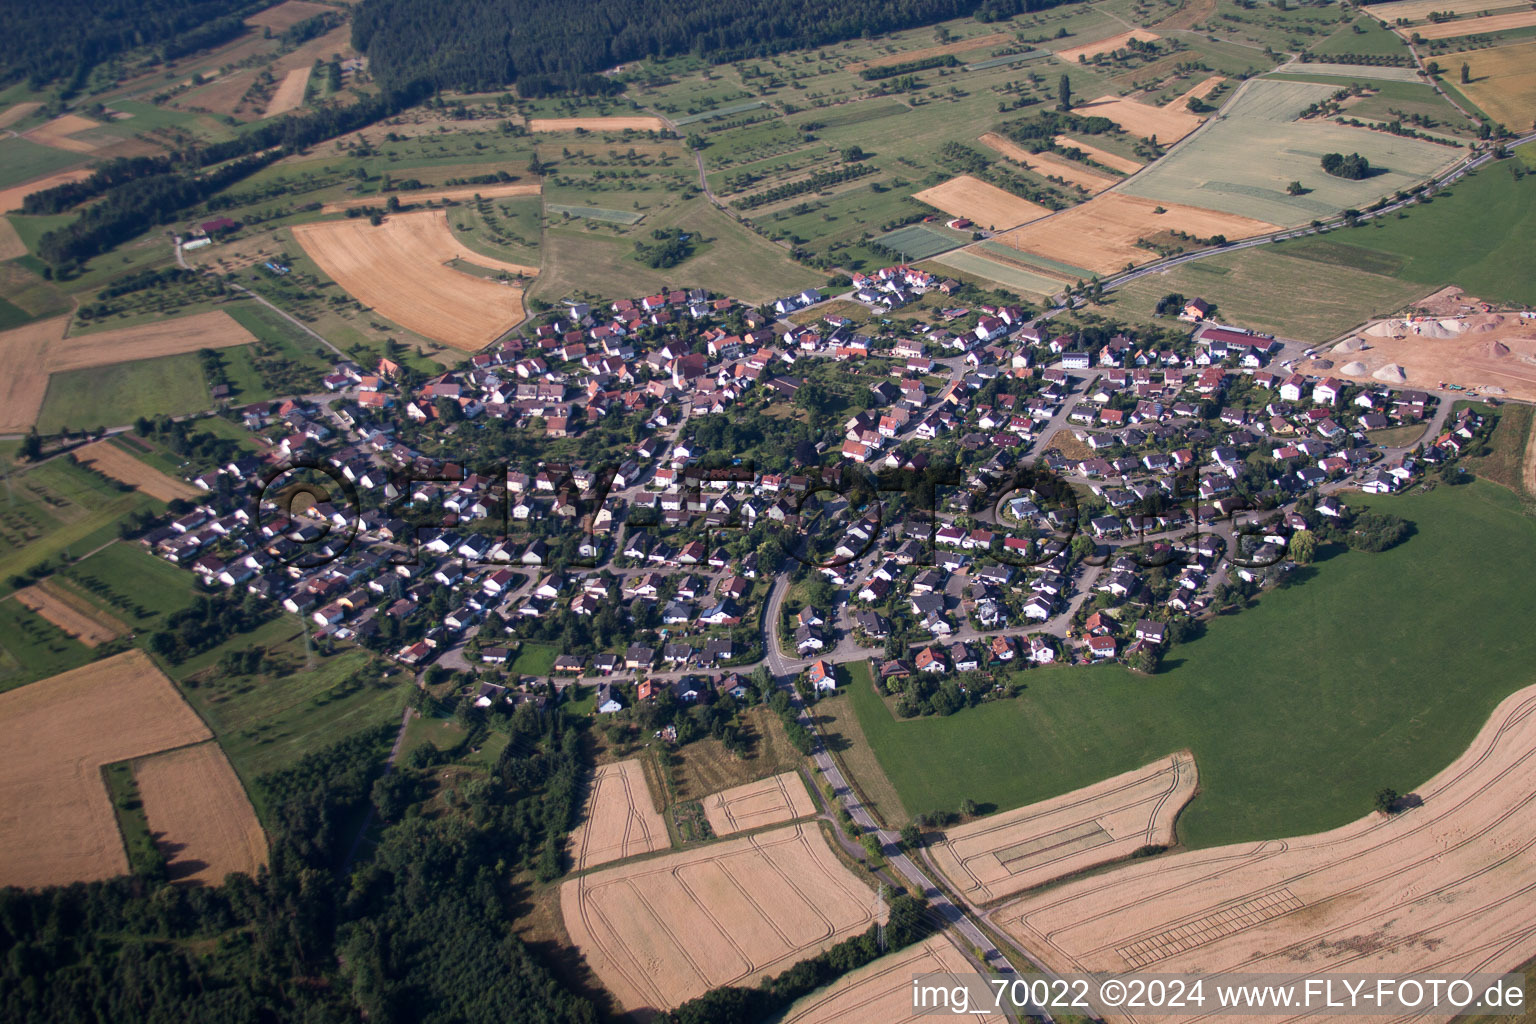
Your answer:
567;758;669;870
912;174;1052;231
0;650;213;888
562;821;883;1013
292;210;537;350
998;683;1536;1023
135;741;268;885
701;770;817;836
929;752;1197;904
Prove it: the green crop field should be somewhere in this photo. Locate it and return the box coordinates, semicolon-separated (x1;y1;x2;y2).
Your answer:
874;223;968;260
36;352;212;433
1274;158;1536;304
847;481;1536;849
62;541;196;629
0;598;96;693
1119;78;1463;226
1106;245;1426;341
928;248;1068;298
0;295;35;330
0;137;84;190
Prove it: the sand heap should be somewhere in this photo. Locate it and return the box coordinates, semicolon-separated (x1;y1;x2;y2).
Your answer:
1485;386;1508;395
1311;358;1334;369
1365;320;1408;339
1414;319;1465;339
1373;363;1408;383
1342;360;1368;375
1333;336;1366;353
1473;340;1512;359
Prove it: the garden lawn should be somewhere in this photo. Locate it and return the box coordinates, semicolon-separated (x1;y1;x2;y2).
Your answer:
848;480;1536;849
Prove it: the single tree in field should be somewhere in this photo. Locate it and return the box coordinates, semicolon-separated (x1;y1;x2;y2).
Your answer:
1461;62;1470;84
1058;74;1072;111
1287;180;1305;195
1288;529;1317;565
1375;788;1400;814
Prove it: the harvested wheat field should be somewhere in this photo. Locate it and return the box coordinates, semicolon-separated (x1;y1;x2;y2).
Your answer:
0;316;65;433
1366;0;1497;22
0;650;213;888
1056;28;1161;64
0;217;26;261
0;101;43;129
0;169;95;214
980;132;1120;192
929;752;1197;904
528;116;666;133
1413;9;1536;39
1054;134;1143;174
246;0;333;30
1169;74;1226;107
1072;94;1204;142
74;439;201;502
912;175;1051;231
848;31;1013;71
136;741;267;885
293;211;537;349
562;821;883;1013
567;757;669;870
701;770;817;836
265;67;311;116
24;114;104;153
52;309;256;372
992;192;1277;275
1313;313;1536;401
320;180;540;213
999;683;1536;1021
778;933;1007;1024
12;581;126;647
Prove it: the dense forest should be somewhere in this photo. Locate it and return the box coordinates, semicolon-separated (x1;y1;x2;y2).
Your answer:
0;0;270;90
352;0;1075;94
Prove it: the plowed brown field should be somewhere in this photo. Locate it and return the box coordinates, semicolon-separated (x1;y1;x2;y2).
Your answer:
292;210;538;350
562;822;883;1013
0;651;214;888
999;683;1536;1023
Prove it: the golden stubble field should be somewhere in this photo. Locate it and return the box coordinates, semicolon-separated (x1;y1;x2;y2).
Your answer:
135;741;268;884
777;933;1008;1024
0;310;258;433
562;821;884;1013
74;439;202;502
566;757;669;870
264;67;311;116
1072;94;1205;142
11;581;127;647
912;174;1053;230
0;168;95;214
928;752;1197;904
979;132;1121;193
291;210;539;350
700;769;817;836
0;651;226;888
1054;134;1143;174
990;192;1279;275
998;683;1536;1024
527;116;666;133
1056;28;1161;64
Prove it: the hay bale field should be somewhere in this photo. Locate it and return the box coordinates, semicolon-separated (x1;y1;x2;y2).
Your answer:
73;439;201;503
1410;9;1536;38
911;175;1052;231
135;741;268;885
0;168;94;213
1053;134;1143;174
1457;41;1536;130
998;683;1536;997
700;770;817;836
320;180;539;213
527;116;666;133
264;67;310;116
1055;28;1161;64
1116;78;1461;226
1071;94;1204;143
11;581;127;647
292;210;537;350
847;31;1013;71
23;114;104;154
777;934;1007;1024
928;752;1197;904
979;132;1120;192
561;822;883;1013
566;758;669;870
990;192;1278;275
0;650;213;888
